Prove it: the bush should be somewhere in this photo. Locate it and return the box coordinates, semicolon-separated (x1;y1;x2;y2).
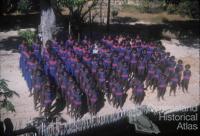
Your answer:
17;0;31;13
112;9;118;17
166;4;177;14
139;0;151;13
0;79;19;113
165;0;199;19
18;29;36;46
177;0;199;18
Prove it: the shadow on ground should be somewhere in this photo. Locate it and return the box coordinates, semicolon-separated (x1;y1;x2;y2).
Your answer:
0;13;40;31
0;36;22;52
112;17;138;24
81;20;199;48
0;13;199;51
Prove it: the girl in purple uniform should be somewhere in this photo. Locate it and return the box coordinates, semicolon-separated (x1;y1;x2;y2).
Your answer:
97;68;106;91
65;36;74;48
137;57;146;80
88;90;98;115
130;53;138;77
32;69;43;110
133;79;145;105
114;81;124;109
103;54;112;71
181;64;191;93
21;47;31;77
48;55;57;83
19;39;28;71
42;45;50;75
58;45;68;61
152;67;161;92
169;71;179;96
121;63;129;88
60;71;68;97
175;59;184;87
157;75;167;101
146;60;155;89
91;57;98;77
124;52;131;67
111;54;119;72
32;41;42;63
26;56;37;96
41;79;53;115
72;86;82;120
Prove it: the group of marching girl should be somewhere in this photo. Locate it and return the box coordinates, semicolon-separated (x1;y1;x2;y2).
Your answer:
18;34;191;119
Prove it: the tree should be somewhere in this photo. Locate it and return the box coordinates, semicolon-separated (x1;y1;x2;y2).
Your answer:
57;0;99;37
40;0;57;45
0;0;19;14
0;79;19;119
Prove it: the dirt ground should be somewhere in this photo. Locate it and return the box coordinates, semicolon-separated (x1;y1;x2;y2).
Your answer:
0;31;199;129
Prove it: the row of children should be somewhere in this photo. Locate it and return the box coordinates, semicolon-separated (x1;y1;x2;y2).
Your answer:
18;34;191;118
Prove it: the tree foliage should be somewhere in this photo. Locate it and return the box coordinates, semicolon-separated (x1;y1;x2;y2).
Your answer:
0;79;19;113
17;0;32;13
164;0;199;18
0;0;39;14
56;0;99;35
57;0;98;19
18;29;36;46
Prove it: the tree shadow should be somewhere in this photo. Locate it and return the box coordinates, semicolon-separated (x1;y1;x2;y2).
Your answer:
162;19;200;48
0;36;22;52
0;13;40;31
82;20;199;48
49;95;67;119
111;17;138;24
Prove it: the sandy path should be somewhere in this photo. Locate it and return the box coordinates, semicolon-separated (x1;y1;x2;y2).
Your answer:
0;31;199;129
0;51;39;129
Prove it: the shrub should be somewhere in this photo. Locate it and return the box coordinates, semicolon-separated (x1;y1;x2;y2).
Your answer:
177;0;199;18
139;0;151;13
0;79;19;113
166;4;177;14
18;29;36;46
112;9;118;17
17;0;31;13
165;0;199;19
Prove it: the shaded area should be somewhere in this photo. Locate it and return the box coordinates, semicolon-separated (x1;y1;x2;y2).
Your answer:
0;19;199;53
48;96;67;119
82;20;199;48
0;13;40;31
162;20;200;48
112;17;138;24
0;36;22;51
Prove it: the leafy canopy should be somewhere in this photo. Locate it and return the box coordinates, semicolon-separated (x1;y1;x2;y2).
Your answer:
0;79;19;112
18;29;36;46
58;0;89;6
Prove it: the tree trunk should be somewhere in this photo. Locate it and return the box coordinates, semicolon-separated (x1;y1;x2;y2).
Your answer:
70;11;84;39
40;0;56;46
107;0;111;32
100;1;103;24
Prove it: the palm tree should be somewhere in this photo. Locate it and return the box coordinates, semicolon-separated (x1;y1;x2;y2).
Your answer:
0;79;19;120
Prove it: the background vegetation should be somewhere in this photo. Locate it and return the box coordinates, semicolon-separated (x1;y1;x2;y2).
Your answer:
0;79;19;117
